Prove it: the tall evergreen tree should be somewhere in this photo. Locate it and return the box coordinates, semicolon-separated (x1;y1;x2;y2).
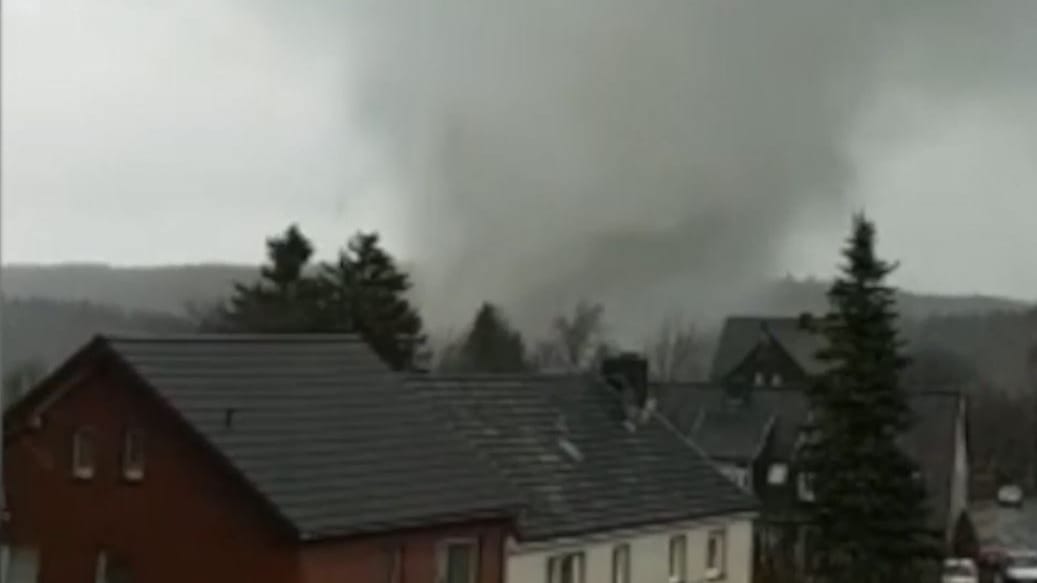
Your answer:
320;232;426;370
799;214;937;583
218;225;322;332
455;303;528;373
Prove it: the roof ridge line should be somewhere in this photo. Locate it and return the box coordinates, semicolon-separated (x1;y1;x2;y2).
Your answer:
102;333;366;343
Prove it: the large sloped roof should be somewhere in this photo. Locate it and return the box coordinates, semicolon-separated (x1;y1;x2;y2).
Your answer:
657;382;963;530
710;316;825;380
24;335;522;540
410;374;758;542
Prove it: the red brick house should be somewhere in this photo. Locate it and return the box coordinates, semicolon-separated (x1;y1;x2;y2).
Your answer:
2;335;521;583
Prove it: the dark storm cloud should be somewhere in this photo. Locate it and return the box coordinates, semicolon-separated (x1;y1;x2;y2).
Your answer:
5;0;1037;336
333;1;1037;332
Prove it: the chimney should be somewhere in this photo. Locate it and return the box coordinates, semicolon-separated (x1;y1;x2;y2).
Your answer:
601;352;650;410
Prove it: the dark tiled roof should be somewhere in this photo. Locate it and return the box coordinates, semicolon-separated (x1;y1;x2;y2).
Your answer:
409;375;757;542
710;317;825;380
689;408;776;462
97;335;520;540
657;383;962;529
658;383;809;460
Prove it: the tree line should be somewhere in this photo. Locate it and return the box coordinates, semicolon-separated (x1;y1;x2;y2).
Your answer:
202;224;705;377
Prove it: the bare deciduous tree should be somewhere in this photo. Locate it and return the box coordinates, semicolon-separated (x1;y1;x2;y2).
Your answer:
645;316;702;382
534;301;608;372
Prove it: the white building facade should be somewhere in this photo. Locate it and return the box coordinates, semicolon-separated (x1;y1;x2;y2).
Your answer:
507;514;755;583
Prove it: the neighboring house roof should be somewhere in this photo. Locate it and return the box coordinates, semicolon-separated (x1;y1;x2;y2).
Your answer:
710;316;825;380
688;407;776;463
410;375;758;542
657;383;963;530
11;335;522;540
658;383;809;460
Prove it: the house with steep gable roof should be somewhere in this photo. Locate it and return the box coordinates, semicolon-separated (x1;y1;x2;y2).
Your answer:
3;335;523;583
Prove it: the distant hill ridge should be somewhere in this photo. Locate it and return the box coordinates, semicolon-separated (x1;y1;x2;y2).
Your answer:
3;263;1029;317
0;264;1033;394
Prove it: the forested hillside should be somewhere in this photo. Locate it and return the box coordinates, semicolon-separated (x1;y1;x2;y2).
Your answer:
1;297;193;373
1;264;1034;395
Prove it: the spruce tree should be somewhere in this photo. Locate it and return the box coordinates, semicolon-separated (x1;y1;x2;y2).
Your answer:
799;214;937;583
456;303;528;373
219;225;323;332
321;232;426;370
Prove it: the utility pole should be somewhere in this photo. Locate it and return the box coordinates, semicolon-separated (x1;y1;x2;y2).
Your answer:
0;34;8;575
0;118;7;583
0;125;8;582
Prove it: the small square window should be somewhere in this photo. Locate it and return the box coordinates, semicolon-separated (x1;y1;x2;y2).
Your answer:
767;463;788;485
439;539;477;583
706;529;727;580
72;428;96;480
122;429;145;482
668;535;687;583
771;373;783;387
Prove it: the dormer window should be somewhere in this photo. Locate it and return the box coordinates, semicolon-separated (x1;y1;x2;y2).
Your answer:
72;428;96;480
122;428;145;482
797;472;815;502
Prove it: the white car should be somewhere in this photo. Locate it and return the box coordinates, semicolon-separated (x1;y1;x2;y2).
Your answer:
942;558;979;583
998;484;1025;508
1002;550;1037;583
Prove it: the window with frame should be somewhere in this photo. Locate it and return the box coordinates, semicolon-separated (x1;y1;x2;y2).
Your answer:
5;545;40;583
122;428;145;482
384;545;403;583
797;472;815;502
796;468;813;502
95;551;133;583
706;529;727;580
547;552;585;583
767;463;788;486
668;535;687;583
719;464;749;490
611;544;630;583
72;428;96;480
438;539;477;583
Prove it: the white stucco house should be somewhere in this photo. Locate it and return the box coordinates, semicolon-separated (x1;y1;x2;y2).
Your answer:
412;354;759;583
507;514;755;583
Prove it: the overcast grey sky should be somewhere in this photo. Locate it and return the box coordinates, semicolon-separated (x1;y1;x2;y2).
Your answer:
3;0;1037;325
